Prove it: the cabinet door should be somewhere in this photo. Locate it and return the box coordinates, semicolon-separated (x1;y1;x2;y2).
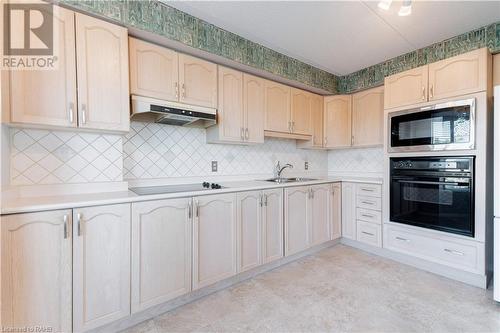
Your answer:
341;182;357;240
243;74;265;143
237;191;262;272
384;66;428;109
131;198;192;313
179;54;217;108
310;184;330;246
73;204;131;332
264;80;291;133
193;193;237;289
330;183;342;240
284;186;310;256
218;66;244;142
310;94;324;147
75;13;130;132
324;95;352;149
129;37;179;101
352;86;384;147
262;188;284;263
428;48;488;101
291;88;312;135
1;210;72;333
10;7;77;128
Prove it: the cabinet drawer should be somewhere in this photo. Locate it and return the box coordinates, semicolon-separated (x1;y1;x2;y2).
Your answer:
385;225;482;273
356;184;381;198
356;208;381;224
356;196;381;211
356;221;381;247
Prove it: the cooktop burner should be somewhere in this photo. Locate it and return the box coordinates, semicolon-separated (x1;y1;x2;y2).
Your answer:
130;182;224;196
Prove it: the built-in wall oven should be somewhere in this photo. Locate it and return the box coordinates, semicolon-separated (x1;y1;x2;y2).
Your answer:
388;99;475;152
390;156;474;237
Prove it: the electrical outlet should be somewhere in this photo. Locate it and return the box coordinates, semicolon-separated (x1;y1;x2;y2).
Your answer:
305;161;309;170
211;161;218;172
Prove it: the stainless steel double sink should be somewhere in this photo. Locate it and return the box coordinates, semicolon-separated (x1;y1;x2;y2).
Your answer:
263;177;318;184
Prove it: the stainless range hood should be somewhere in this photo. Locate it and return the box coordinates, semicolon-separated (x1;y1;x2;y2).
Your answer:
130;95;217;128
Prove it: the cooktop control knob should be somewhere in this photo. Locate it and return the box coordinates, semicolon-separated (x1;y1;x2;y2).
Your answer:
202;182;210;188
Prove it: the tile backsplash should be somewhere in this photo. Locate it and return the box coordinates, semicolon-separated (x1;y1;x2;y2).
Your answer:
328;147;384;176
123;122;328;180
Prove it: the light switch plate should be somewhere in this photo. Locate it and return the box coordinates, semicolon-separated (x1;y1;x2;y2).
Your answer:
212;161;218;172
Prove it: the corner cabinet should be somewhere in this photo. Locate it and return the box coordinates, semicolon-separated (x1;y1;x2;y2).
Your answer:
351;86;384;147
179;54;218;108
1;210;72;333
131;198;192;313
324;95;352;149
72;204;131;332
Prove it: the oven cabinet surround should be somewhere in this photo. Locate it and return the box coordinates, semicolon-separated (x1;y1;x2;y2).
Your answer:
5;8;129;132
384;48;491;110
206;69;265;144
130;198;192;314
129;37;217;109
1;210;73;332
284;183;338;256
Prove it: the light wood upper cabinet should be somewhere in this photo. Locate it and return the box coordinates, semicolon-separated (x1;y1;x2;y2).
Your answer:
384;66;428;109
193;193;237;290
330;183;342;240
75;13;129;132
310;184;330;246
131;198;192;313
244;74;265;143
1;210;72;333
264;80;291;133
73;203;131;332
428;48;488;101
237;191;262;272
179;54;218;108
291;88;312;135
129;37;179;101
352;86;384;147
324;95;352;149
494;53;500;86
216;66;244;142
262;188;284;263
284;186;310;256
9;7;77;128
341;182;356;240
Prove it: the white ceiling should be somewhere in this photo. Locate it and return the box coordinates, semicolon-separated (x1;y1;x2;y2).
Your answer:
164;1;500;76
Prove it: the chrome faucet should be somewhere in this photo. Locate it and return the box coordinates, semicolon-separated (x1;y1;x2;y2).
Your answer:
275;161;293;179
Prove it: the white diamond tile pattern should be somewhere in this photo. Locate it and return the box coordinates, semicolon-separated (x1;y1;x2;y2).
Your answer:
123;122;329;180
328;147;384;174
10;128;123;186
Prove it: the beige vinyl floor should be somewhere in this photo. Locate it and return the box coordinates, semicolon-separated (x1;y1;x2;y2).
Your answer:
124;245;500;333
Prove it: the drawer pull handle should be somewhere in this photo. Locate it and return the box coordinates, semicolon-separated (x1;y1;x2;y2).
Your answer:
362;214;374;218
361;231;374;236
361;188;375;192
444;248;464;256
395;236;410;242
361;201;374;205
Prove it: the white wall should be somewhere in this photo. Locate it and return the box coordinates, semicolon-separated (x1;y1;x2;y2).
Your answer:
328;147;384;178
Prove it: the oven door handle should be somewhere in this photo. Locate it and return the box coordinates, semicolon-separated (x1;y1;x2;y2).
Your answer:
396;180;462;186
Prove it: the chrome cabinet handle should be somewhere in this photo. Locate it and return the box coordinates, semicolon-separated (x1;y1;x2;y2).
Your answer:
188;200;192;219
422;86;425;100
259;194;263;207
241;127;244;140
324;137;328;146
361;231;374;236
395;236;410;242
63;214;69;239
264;194;268;206
245;128;249;140
291;121;295;132
361;188;375;192
81;104;87;124
76;213;82;236
195;200;199;218
361;201;374;205
362;214;374;218
175;82;179;99
182;83;186;98
430;85;434;99
444;248;464;256
68;103;74;124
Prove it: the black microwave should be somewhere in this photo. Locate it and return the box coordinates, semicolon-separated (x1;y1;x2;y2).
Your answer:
388;98;475;152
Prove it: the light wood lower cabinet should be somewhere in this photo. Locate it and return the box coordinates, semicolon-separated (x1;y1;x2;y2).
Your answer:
330;183;342;240
73;204;131;332
1;210;72;333
237;191;262;272
131;198;192;313
341;182;357;240
310;184;331;246
193;193;237;290
262;188;284;263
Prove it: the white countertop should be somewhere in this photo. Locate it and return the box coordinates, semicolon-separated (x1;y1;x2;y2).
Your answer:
0;176;382;215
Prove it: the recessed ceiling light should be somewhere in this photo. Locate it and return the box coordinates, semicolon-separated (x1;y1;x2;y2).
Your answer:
378;0;392;11
398;0;412;16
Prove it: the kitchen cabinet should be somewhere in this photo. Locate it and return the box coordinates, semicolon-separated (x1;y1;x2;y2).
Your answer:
243;74;265;143
384;66;428;109
73;203;131;332
75;13;129;132
330;183;342;240
131;198;192;313
291;88;312;135
264;80;291;133
351;86;384;147
341;182;356;240
324;95;352;149
262;188;284;263
179;54;218;108
310;184;331;246
193;193;237;289
428;48;489;101
296;92;324;149
1;210;72;333
129;37;179;101
237;191;262;272
9;6;77;128
285;186;310;256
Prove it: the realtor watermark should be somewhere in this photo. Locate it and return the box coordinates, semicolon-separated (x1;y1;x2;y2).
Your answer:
2;1;59;70
0;326;53;332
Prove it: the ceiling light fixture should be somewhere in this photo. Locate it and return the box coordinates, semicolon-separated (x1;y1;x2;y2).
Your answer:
398;0;412;16
377;0;392;11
